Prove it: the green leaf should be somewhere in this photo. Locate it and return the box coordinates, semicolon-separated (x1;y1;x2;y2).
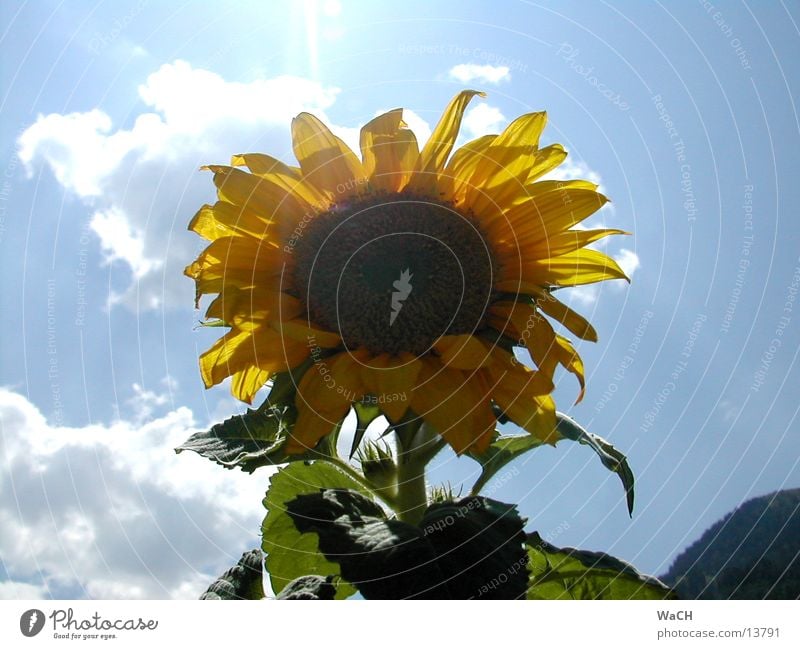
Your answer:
175;361;335;472
287;488;442;599
287;492;529;599
275;575;337;600
199;549;264;600
555;413;635;515
261;461;378;599
349;401;382;459
526;532;676;600
422;498;529;599
467;432;546;495
175;404;303;472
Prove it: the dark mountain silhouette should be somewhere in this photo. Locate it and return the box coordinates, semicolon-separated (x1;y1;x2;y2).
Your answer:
661;488;800;599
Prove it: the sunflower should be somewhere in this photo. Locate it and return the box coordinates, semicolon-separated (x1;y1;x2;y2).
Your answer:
185;90;628;456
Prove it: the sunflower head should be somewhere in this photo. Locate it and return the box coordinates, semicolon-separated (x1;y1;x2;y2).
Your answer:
185;90;629;456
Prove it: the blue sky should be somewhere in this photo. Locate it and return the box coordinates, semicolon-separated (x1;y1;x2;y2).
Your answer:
1;0;799;599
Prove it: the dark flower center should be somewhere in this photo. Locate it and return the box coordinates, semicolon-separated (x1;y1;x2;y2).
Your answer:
290;193;496;356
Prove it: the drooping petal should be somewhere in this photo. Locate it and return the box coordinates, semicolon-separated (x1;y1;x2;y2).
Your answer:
359;352;421;422
410;359;495;454
359;109;420;193
486;347;554;396
231;366;271;404
494;386;558;444
286;403;349;454
286;350;372;450
292;112;367;199
433;334;493;369
533;291;598;342
489;283;599;343
198;329;253;389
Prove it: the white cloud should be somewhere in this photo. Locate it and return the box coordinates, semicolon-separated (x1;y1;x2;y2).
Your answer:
0;386;271;599
18;62;434;314
0;580;49;599
91;207;158;281
616;248;640;278
462;103;507;139
449;63;511;84
17;61;343;312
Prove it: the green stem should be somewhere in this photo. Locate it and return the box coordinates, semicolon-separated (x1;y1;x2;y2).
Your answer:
395;454;428;525
394;421;435;525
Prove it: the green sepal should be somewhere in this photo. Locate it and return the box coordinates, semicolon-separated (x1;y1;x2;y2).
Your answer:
350;401;383;459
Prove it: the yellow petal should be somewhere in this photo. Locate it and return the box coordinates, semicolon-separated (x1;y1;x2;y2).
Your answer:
359;352;421;422
520;228;629;258
204;288;303;326
184;237;285;304
409;90;485;194
525;144;569;183
489;303;586;403
205;165;322;223
231;153;300;178
275;318;341;348
486;347;554;396
534;291;598;342
231;366;270;404
434;334;492;369
488;302;558;378
296;351;365;413
286;402;349;454
485;187;609;243
491;283;599;343
493;387;558;444
525;178;599;195
465;112;547;213
292;112;367;199
441;134;496;203
189;201;277;241
359;109;420;193
199;329;253;388
410;359;495;454
199;327;309;392
511;249;630;287
553;334;586;403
